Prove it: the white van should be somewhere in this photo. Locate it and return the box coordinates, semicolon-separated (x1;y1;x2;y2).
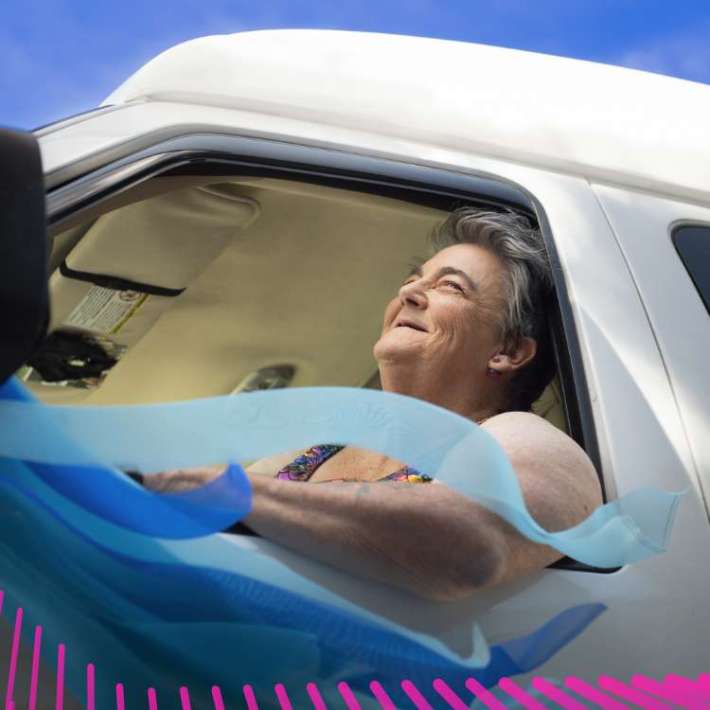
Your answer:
1;30;709;709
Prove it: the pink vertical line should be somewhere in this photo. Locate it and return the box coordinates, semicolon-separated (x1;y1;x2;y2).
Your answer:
464;677;509;710
531;677;588;710
564;677;628;710
86;664;95;710
368;681;396;710
179;686;192;710
28;625;42;710
242;684;260;710
400;680;434;710
432;678;471;709
670;675;710;700
598;675;674;710
273;684;292;710
0;589;4;614
55;643;65;710
663;675;710;703
498;678;547;710
336;681;361;710
148;687;159;710
115;683;125;710
305;682;329;710
211;686;225;710
5;607;23;710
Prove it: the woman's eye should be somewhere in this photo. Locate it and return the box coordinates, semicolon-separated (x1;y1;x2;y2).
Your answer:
441;280;465;292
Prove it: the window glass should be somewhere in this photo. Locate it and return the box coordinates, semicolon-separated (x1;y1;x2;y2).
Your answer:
674;225;710;315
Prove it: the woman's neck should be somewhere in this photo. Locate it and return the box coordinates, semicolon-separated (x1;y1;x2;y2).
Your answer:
379;363;502;424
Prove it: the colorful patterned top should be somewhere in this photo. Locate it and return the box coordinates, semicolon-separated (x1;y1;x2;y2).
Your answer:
275;444;433;484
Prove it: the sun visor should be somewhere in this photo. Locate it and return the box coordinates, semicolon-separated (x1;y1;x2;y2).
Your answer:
21;185;259;398
60;185;259;291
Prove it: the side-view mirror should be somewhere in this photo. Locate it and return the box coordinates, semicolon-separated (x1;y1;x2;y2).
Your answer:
0;128;49;383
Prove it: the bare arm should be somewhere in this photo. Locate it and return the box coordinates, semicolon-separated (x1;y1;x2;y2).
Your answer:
243;472;507;601
144;413;603;601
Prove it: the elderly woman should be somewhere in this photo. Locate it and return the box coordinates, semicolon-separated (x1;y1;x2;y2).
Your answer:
144;208;603;601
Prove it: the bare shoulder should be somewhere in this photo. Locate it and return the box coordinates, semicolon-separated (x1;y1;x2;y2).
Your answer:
481;411;603;531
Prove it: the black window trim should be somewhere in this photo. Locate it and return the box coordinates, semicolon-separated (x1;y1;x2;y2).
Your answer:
671;220;710;316
46;133;608;571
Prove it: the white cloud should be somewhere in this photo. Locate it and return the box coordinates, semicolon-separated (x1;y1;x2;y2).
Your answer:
612;23;710;85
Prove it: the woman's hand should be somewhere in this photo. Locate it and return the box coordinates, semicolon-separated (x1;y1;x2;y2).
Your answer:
141;465;226;493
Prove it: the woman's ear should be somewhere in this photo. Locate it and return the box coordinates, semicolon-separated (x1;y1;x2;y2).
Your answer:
487;337;537;375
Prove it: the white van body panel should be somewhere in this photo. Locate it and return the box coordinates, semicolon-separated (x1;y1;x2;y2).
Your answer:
99;31;710;204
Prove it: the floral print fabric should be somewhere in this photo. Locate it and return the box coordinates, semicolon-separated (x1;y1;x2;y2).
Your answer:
275;444;433;484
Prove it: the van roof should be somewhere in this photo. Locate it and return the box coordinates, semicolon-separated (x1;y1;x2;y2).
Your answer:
105;30;710;203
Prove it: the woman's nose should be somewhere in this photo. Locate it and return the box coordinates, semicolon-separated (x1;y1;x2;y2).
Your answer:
399;279;428;308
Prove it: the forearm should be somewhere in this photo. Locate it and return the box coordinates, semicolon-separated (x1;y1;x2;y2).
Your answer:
243;473;504;601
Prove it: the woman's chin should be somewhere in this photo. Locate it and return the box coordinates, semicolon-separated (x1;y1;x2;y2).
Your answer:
373;333;423;363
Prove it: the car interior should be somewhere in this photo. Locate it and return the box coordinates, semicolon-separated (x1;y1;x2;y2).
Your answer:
25;175;568;438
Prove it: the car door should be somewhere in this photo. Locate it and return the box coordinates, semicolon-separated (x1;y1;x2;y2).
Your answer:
3;113;707;709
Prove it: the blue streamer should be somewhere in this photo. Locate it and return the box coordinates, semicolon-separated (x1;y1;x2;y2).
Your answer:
0;462;604;708
0;376;682;706
0;378;683;567
0;379;251;538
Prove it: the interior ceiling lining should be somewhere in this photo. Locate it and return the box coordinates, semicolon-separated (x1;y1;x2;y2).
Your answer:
40;177;444;406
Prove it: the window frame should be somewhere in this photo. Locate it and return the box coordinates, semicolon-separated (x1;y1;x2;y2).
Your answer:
46;133;606;561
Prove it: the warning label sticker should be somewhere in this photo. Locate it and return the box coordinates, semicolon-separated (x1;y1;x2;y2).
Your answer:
64;286;148;335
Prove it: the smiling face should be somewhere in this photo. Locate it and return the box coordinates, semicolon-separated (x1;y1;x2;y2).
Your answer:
373;243;509;382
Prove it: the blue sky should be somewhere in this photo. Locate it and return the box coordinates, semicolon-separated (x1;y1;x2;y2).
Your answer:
3;0;710;130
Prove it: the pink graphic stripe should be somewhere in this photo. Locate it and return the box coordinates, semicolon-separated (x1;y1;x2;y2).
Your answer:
369;681;397;710
274;683;292;710
305;682;328;710
86;663;95;710
465;677;509;710
531;677;588;710
5;607;23;710
115;683;125;710
669;674;710;700
432;678;470;709
632;674;709;706
598;675;674;710
337;681;361;709
242;684;259;710
400;679;434;710
55;643;65;710
662;674;710;704
211;685;225;710
565;677;628;709
498;677;547;710
28;625;42;710
179;686;192;710
147;687;158;710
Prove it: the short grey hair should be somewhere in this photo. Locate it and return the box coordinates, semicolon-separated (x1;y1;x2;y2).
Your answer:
430;207;555;411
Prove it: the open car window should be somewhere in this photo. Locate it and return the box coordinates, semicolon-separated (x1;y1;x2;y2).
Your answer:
32;171;569;441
